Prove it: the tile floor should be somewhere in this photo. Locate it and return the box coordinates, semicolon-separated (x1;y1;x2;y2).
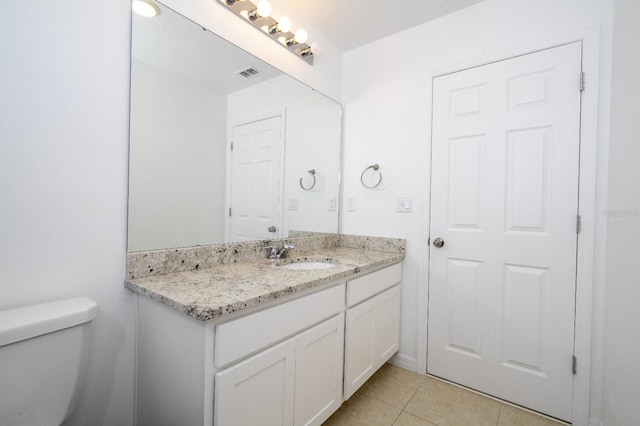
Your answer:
324;363;566;426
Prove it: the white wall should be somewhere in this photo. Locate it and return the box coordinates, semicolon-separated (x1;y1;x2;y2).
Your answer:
0;1;134;425
227;76;342;238
601;1;640;425
341;0;612;421
128;60;227;252
161;0;343;102
0;0;344;425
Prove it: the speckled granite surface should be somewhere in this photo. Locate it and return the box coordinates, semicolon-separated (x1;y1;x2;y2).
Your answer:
125;234;405;321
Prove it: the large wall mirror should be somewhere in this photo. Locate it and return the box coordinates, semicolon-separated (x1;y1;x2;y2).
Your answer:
128;2;341;252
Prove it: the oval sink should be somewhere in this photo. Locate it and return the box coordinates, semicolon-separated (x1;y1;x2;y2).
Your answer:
279;261;337;270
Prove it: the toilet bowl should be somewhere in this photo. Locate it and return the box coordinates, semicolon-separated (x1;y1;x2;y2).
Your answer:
0;297;98;426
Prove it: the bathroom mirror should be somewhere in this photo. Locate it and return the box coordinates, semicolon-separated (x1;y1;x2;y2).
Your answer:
128;2;341;252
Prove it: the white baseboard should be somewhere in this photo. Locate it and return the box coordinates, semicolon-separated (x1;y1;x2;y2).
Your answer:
389;352;417;372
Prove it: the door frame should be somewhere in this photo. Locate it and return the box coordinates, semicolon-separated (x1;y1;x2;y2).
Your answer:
225;109;287;242
416;26;603;425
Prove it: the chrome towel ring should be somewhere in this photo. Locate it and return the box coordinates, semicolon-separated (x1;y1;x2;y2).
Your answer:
360;164;382;189
299;169;316;191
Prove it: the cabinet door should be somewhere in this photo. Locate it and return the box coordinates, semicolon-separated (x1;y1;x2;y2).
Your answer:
294;314;345;426
344;297;376;399
215;338;296;426
344;285;400;399
374;285;400;365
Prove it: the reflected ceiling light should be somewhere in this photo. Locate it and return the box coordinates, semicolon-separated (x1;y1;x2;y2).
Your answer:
132;0;160;18
218;0;314;65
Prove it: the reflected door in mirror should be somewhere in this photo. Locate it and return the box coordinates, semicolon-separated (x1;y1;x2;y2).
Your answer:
230;115;283;241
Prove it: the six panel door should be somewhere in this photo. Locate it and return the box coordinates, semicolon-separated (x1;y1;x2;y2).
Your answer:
428;42;582;421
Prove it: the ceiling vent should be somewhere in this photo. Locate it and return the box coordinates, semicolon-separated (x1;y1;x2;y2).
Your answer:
236;67;259;78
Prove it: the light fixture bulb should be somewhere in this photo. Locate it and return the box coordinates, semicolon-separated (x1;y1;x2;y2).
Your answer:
132;0;160;17
277;17;292;33
256;0;272;17
294;28;308;44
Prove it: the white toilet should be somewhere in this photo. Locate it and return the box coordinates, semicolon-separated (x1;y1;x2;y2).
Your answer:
0;297;98;426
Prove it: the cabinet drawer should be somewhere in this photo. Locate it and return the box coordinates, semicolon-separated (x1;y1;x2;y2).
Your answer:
215;283;345;368
346;263;401;307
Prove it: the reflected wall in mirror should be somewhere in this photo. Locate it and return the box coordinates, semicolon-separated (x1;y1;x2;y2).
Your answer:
128;2;341;252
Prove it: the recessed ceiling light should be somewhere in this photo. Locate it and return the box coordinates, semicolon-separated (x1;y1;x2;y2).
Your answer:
132;0;160;18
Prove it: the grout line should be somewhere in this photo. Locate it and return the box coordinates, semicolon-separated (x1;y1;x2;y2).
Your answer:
425;374;569;425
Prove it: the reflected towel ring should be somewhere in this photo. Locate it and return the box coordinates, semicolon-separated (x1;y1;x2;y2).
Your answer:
360;164;382;189
299;169;316;191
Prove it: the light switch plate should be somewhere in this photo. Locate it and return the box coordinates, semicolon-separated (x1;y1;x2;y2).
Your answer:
288;198;298;210
328;197;336;211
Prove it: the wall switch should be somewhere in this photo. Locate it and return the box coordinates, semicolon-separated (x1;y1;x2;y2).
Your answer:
346;197;356;212
288;198;298;210
397;197;413;213
328;197;336;211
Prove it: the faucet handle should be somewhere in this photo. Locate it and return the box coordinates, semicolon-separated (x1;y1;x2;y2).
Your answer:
264;246;278;255
283;244;295;250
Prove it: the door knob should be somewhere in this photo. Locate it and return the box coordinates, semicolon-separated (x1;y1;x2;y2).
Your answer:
433;238;445;248
268;226;277;233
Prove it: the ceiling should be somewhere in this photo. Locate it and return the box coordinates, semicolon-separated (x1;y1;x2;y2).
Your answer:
273;0;486;52
132;0;487;93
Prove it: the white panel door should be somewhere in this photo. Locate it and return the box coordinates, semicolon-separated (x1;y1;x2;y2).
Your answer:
294;314;344;426
215;338;296;426
428;42;582;421
230;115;283;241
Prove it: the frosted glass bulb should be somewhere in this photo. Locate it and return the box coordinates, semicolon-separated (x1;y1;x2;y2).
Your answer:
256;0;272;17
277;17;292;33
294;28;308;44
132;0;159;17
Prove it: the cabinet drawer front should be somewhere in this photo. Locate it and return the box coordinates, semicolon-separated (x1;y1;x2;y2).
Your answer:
215;283;345;367
347;263;402;307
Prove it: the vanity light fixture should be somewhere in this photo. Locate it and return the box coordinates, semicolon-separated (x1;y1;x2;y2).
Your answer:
218;0;314;65
132;0;160;18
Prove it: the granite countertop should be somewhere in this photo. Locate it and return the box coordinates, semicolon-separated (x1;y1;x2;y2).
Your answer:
125;245;404;322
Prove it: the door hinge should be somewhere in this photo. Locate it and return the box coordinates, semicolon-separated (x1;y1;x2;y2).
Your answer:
576;214;582;234
228;207;232;217
579;72;585;92
572;355;578;375
230;142;234;151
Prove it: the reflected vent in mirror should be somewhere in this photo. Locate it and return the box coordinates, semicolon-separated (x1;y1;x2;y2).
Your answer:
236;67;259;78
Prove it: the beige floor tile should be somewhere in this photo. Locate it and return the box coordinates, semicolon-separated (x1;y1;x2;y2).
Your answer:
497;404;566;426
323;393;402;426
358;363;424;409
404;376;501;426
393;411;437;426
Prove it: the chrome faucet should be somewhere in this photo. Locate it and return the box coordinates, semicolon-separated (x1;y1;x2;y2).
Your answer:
265;244;295;260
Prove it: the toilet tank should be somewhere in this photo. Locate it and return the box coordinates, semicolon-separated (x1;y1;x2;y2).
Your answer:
0;297;98;426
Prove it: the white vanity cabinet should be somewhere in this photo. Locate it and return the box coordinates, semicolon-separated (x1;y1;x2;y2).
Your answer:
344;263;402;399
214;283;345;426
134;262;402;426
215;314;344;426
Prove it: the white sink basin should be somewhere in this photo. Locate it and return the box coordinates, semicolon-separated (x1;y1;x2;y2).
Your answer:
279;261;337;270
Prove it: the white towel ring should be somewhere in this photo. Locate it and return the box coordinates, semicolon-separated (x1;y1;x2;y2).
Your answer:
360;164;382;189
